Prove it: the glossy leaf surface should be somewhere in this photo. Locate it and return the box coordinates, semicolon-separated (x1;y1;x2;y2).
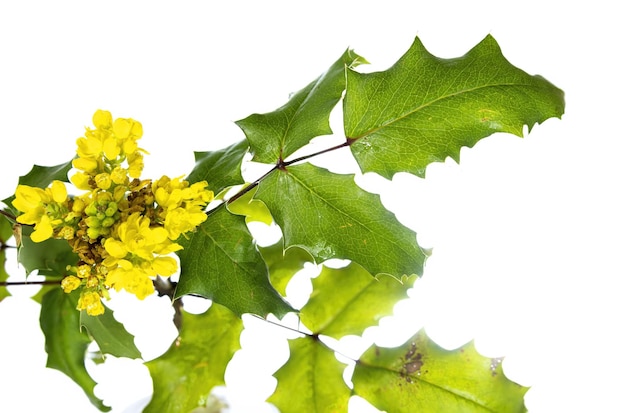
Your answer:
344;35;565;178
39;288;108;411
237;49;367;163
80;307;141;359
175;206;291;317
256;163;427;279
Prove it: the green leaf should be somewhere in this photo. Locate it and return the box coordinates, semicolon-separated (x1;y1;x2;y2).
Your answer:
344;34;565;179
353;329;528;413
0;216;12;301
256;163;427;279
186;139;248;195
237;49;367;164
18;225;78;276
0;247;10;302
175;206;292;317
144;303;243;413
80;307;141;359
300;262;417;338
269;335;350;413
40;288;109;411
2;159;74;214
258;240;313;296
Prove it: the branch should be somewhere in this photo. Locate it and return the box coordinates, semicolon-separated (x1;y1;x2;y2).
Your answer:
0;280;61;287
225;138;353;207
0;209;17;223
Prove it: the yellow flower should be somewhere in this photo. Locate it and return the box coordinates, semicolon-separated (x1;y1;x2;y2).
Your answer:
77;290;105;316
12;181;69;243
105;259;155;300
61;275;81;293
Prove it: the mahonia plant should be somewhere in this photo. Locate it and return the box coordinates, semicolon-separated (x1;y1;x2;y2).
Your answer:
11;110;213;315
0;35;564;413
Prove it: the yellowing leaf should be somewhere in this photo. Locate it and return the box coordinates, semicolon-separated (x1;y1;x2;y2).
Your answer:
144;304;243;413
353;330;528;413
269;336;350;413
300;262;416;338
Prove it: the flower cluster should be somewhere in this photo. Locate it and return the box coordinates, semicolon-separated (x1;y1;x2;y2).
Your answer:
12;110;213;315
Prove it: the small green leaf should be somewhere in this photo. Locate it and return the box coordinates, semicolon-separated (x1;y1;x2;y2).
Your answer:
18;225;77;276
80;307;141;359
0;216;12;301
40;288;109;411
237;49;367;163
353;329;528;413
2;159;74;214
144;303;243;413
256;163;427;279
186;139;248;195
258;240;313;296
0;248;10;302
300;262;417;338
344;34;565;178
175;206;292;317
269;335;350;413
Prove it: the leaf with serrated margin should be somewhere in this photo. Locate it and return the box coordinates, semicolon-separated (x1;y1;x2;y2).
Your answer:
175;206;291;317
300;262;416;338
237;49;367;163
2;159;74;215
269;335;350;413
353;329;528;413
186;139;248;195
258;240;313;296
80;307;141;359
1;216;12;301
144;304;243;413
40;288;109;411
256;163;427;279
344;35;565;179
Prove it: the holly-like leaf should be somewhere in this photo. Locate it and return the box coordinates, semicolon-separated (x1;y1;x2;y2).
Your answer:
256;163;427;279
300;262;417;338
175;206;292;317
17;225;77;276
237;49;367;164
344;34;565;179
0;216;12;301
269;335;350;413
39;288;108;411
258;240;313;297
2;159;74;214
144;303;243;413
80;307;141;359
186;139;248;195
353;329;528;413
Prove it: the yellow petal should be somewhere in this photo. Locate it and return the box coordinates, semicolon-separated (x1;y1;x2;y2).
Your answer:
93;110;112;129
50;181;68;203
104;238;128;258
31;215;53;242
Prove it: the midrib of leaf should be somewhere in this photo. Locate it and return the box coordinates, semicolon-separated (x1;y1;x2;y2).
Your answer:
349;81;531;140
311;276;378;334
286;169;415;259
358;361;499;413
195;216;256;277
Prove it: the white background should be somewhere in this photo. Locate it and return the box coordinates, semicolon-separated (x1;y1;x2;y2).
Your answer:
1;1;625;412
